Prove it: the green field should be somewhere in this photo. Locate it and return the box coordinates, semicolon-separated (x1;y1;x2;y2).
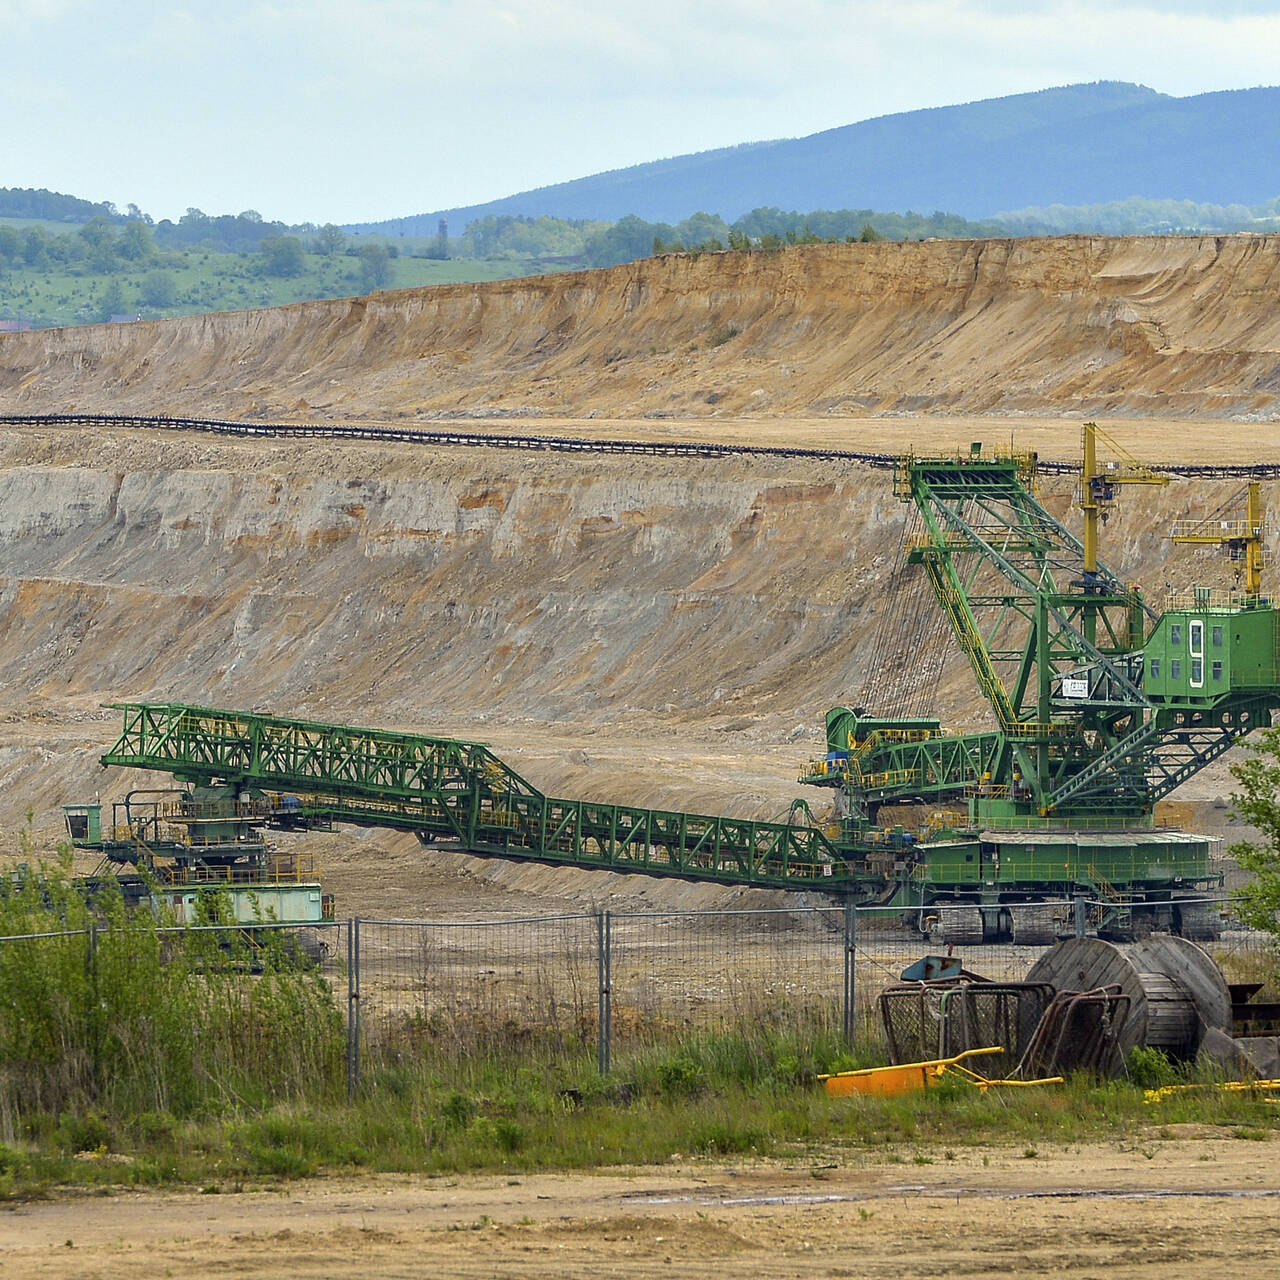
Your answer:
0;237;571;330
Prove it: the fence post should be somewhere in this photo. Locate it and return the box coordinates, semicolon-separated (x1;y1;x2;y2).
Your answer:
1074;895;1087;939
597;911;612;1075
843;901;857;1044
347;918;361;1101
85;923;99;1100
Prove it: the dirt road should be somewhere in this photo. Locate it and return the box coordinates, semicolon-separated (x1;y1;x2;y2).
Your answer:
4;1135;1278;1278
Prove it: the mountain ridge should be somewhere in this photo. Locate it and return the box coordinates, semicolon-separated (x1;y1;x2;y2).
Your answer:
353;82;1279;233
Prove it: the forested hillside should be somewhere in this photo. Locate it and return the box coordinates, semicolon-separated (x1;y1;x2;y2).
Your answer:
0;201;999;329
358;82;1280;231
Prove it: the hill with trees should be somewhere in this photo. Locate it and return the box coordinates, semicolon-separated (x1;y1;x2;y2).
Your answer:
354;82;1280;233
0;202;1003;328
5;76;1280;329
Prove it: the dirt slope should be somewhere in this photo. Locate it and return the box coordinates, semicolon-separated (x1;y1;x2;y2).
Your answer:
3;235;1280;909
0;419;1261;913
3;236;1280;423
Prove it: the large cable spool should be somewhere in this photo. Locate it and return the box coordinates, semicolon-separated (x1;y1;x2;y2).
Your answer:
1025;935;1230;1058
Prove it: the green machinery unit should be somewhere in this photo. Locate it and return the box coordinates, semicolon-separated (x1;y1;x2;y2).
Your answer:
800;434;1279;940
68;431;1279;942
63;786;333;926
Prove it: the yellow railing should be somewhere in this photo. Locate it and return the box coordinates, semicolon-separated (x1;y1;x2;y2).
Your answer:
864;728;939;745
163;852;319;886
861;768;918;790
1162;587;1257;611
801;758;845;780
1003;720;1071;738
965;783;1012;799
910;534;971;553
926;809;970;835
1172;518;1261;540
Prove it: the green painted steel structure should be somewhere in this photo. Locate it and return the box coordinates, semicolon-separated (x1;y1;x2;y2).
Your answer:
100;702;855;891
808;446;1280;829
80;443;1280;939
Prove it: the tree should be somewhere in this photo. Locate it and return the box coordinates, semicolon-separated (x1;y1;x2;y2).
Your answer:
139;270;177;308
79;216;116;249
99;279;126;320
428;217;448;260
0;225;20;264
314;224;346;256
585;215;675;268
1229;726;1280;948
260;235;305;277
674;211;730;250
356;243;391;290
117;221;154;262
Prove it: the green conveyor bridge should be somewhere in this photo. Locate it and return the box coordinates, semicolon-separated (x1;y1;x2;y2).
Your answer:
101;702;854;891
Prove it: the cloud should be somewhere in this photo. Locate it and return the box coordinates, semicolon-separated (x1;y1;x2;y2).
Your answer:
1;0;1277;223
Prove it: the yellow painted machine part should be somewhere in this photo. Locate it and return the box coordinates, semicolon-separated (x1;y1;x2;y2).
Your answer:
819;1046;1063;1097
1144;1079;1280;1104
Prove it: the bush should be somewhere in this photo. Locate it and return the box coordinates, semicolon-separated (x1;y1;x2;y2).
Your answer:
656;1054;703;1097
0;858;345;1127
139;270;177;307
259;235;305;277
54;1110;112;1153
1126;1046;1179;1089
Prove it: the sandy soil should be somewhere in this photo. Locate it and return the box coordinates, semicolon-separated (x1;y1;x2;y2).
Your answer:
4;247;1280;1274
0;414;1263;913
6;237;1280;425
347;412;1280;467
4;1136;1279;1278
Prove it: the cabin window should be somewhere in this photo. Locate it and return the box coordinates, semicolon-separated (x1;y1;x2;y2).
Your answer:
1213;660;1224;681
1171;659;1182;679
1170;623;1182;645
1149;658;1160;678
1213;625;1224;647
1191;657;1203;683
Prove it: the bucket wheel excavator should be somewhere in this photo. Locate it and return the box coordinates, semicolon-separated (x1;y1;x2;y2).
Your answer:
65;427;1280;941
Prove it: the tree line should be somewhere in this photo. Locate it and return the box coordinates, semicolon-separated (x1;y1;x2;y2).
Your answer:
6;184;1280;329
0;187;124;223
994;194;1280;236
454;206;1006;269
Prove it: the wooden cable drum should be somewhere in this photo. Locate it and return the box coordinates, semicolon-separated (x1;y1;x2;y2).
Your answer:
1025;935;1230;1057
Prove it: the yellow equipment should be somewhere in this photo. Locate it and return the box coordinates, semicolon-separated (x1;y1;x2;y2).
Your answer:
819;1045;1063;1097
1172;481;1270;598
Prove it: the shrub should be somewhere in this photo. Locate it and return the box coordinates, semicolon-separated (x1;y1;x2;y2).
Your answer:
656;1054;704;1097
0;857;345;1126
1126;1046;1179;1089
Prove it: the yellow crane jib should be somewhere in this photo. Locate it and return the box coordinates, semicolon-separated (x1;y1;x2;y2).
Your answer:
1171;481;1270;599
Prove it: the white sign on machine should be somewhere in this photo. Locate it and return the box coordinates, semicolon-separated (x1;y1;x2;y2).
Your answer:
1061;676;1090;699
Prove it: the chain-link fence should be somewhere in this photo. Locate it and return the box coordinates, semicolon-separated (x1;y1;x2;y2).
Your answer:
0;919;351;1127
351;914;602;1080
1;899;1274;1107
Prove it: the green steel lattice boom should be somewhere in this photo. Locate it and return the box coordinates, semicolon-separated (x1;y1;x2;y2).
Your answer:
100;702;853;891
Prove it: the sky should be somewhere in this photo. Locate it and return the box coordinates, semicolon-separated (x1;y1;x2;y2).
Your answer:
4;0;1280;227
